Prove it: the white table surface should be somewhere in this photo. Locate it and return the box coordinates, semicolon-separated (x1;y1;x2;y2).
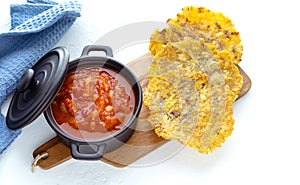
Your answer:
1;0;300;184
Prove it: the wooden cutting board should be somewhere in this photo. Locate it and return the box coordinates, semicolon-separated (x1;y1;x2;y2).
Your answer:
33;53;251;170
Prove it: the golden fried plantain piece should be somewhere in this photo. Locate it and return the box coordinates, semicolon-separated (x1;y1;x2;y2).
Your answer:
145;40;236;153
150;32;242;102
168;6;243;65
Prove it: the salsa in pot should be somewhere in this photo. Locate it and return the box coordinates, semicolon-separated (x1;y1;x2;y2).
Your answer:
51;67;135;140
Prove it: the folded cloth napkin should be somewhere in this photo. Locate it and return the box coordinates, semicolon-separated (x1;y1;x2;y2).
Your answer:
0;0;81;155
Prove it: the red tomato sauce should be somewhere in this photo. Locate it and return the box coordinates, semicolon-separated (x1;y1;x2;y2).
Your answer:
51;67;135;140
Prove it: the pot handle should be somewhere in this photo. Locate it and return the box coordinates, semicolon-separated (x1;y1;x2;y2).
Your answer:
70;142;106;160
81;45;113;57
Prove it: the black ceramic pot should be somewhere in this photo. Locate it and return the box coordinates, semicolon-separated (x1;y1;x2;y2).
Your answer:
7;45;143;160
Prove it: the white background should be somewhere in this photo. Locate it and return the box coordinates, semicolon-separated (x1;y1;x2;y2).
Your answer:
1;0;300;184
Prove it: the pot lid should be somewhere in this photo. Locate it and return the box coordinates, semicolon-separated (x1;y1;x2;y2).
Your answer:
6;47;69;130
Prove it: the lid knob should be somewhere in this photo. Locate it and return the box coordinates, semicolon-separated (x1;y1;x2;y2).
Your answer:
16;69;38;92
